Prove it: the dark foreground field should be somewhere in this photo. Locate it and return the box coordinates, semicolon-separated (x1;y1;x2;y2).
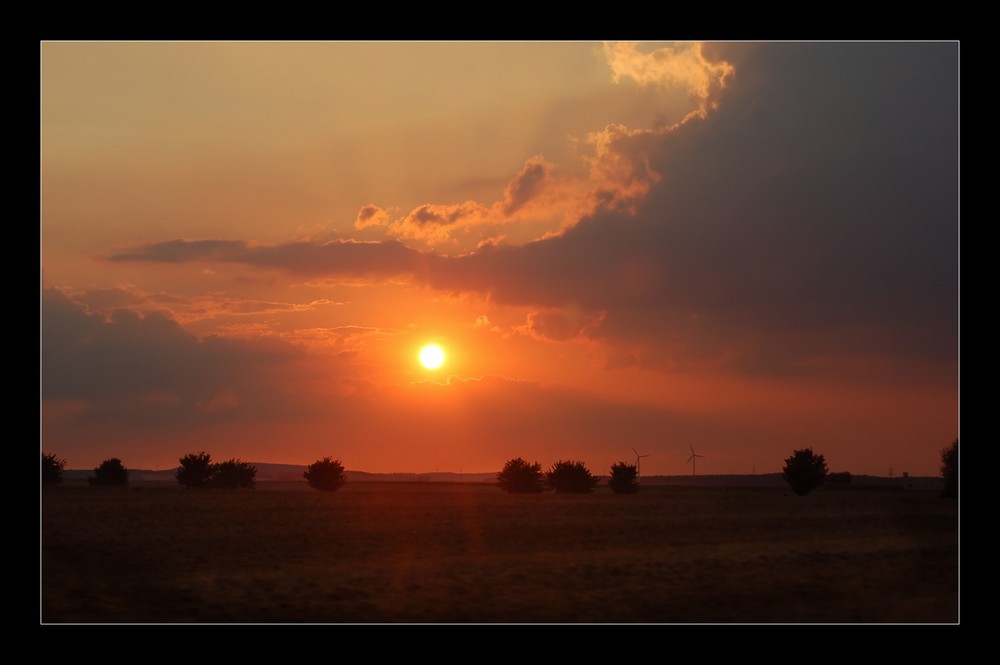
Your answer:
41;482;958;623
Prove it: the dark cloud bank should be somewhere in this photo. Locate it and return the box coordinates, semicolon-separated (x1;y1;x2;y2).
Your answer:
107;43;958;376
41;288;312;427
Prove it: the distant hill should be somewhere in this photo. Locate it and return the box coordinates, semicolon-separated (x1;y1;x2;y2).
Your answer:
60;465;942;490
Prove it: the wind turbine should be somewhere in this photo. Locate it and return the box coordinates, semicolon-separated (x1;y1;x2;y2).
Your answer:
687;444;705;476
632;447;651;480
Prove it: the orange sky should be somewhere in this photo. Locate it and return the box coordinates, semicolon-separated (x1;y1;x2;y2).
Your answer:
41;41;959;477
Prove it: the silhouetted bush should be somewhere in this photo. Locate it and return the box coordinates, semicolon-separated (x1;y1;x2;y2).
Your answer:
42;453;66;485
176;451;215;488
608;461;639;494
89;458;129;487
940;439;958;498
209;459;257;489
304;457;347;491
782;448;827;496
546;460;599;494
497;457;545;493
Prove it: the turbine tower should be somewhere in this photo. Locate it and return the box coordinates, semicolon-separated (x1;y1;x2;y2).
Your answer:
632;447;651;480
687;444;705;477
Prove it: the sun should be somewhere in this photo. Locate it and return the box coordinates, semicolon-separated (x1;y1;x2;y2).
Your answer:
419;344;446;370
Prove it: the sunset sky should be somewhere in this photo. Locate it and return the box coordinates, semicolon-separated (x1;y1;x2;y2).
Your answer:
41;41;959;477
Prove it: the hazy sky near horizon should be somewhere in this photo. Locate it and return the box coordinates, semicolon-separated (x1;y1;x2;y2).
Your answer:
41;41;958;477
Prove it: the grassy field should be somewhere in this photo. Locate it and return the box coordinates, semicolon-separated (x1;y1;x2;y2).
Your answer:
40;481;958;624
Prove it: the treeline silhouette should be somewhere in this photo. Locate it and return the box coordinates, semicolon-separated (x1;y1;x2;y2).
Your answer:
495;458;638;494
41;452;345;492
177;452;257;489
41;440;959;497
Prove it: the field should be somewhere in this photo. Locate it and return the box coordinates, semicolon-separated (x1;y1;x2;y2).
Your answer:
41;481;958;624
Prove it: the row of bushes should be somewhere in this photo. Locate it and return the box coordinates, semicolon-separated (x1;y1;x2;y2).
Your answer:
41;440;959;498
40;452;348;492
498;451;838;495
494;452;839;496
497;458;640;494
501;443;959;498
42;453;623;494
175;452;258;489
42;454;133;487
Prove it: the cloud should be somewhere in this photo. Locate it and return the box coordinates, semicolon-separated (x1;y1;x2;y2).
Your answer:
398;202;492;243
516;308;606;342
344;44;737;252
603;41;734;120
473;314;500;334
106;239;246;264
580;123;660;212
108;238;429;277
104;43;958;378
41;287;315;424
351;157;560;248
43;288;199;401
501;156;551;215
429;43;958;374
343;132;661;250
353;204;394;229
70;287;144;312
57;285;346;328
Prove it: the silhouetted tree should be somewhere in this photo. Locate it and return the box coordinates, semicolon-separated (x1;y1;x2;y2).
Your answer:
497;457;545;493
304;457;347;491
608;461;639;494
546;460;599;494
940;439;958;498
176;451;215;488
210;459;257;489
89;458;129;487
42;452;66;485
782;448;827;496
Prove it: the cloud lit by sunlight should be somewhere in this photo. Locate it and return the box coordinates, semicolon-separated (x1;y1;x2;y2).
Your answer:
603;41;734;120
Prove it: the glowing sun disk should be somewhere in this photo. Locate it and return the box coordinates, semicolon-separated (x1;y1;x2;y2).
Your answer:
419;344;446;370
